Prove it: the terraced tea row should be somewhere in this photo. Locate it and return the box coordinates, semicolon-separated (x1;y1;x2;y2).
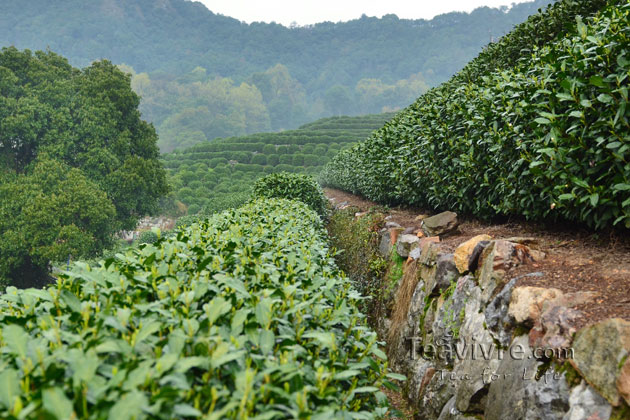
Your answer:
0;197;398;419
321;0;630;230
161;113;393;215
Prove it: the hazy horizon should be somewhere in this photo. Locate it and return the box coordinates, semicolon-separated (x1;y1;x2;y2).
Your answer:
195;0;540;26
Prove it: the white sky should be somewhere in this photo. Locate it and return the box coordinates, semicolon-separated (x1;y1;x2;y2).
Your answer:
195;0;536;26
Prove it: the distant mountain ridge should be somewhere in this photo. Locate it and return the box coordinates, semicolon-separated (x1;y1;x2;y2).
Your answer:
1;0;554;87
0;0;556;150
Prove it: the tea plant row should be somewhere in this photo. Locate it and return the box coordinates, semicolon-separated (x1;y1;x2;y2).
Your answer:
161;114;392;215
0;197;398;419
321;0;630;229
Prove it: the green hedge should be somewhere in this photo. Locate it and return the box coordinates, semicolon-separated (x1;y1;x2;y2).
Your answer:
253;173;329;218
161;113;393;218
321;0;630;229
0;199;397;419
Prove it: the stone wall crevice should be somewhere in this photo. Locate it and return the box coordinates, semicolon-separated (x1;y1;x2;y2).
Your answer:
327;207;630;420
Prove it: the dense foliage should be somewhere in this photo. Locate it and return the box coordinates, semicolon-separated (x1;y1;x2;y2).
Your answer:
0;199;399;419
0;159;117;288
0;0;553;150
0;48;168;287
128;65;422;152
253;173;329;218
321;0;630;229
162;114;392;216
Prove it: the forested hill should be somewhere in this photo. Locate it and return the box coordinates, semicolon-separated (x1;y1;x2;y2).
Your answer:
1;0;552;87
321;0;630;230
0;0;554;151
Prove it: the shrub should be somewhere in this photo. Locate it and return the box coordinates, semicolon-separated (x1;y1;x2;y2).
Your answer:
137;229;159;244
321;0;630;230
0;199;397;419
204;191;250;214
251;154;267;165
177;187;193;200
303;154;320;167
229;151;251;163
208;157;227;168
314;145;328;155
292;154;305;166
179;170;196;184
188;180;203;190
266;154;279;166
279;154;292;165
187;203;200;214
275;164;294;173
252;172;329;217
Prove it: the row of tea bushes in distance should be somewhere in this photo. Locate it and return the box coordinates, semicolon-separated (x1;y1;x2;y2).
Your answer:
252;172;329;218
161;113;393;216
0;198;398;419
169;164;323;216
321;0;630;229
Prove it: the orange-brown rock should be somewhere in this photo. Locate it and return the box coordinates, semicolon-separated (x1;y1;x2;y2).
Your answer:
453;234;492;273
508;286;564;325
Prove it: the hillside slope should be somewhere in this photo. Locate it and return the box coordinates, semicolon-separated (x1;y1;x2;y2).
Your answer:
0;0;554;149
321;0;630;230
161;113;394;215
0;0;553;87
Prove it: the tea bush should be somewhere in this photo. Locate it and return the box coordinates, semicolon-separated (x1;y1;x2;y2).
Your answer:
161;113;393;217
252;173;329;218
137;230;159;245
0;199;398;419
321;0;630;229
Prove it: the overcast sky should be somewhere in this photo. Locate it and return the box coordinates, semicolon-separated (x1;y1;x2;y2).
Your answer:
195;0;536;26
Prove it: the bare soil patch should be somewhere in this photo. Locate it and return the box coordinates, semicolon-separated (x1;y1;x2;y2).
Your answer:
325;188;630;329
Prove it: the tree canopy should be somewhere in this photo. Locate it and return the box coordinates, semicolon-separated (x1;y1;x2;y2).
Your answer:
0;47;168;287
0;0;555;151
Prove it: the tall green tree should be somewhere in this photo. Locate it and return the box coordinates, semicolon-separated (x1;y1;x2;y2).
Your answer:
0;47;169;229
0;158;116;287
0;47;169;287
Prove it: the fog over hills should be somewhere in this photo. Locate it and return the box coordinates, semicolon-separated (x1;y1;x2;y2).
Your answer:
0;0;555;150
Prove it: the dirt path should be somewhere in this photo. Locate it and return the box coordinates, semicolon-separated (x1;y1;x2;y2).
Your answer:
325;188;630;328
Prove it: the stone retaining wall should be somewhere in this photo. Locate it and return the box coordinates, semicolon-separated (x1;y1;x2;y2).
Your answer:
329;208;630;420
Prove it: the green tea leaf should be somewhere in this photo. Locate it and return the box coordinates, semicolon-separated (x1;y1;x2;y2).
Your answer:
3;325;28;358
589;76;605;87
60;290;82;313
107;391;148;420
0;369;20;410
385;373;407;381
255;298;273;327
205;297;231;325
259;329;275;354
134;321;161;348
303;332;336;350
42;388;74;420
173;404;202;417
334;370;361;380
613;183;630;191
175;357;208;373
